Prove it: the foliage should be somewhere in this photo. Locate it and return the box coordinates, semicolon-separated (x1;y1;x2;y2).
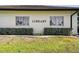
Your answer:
0;28;33;35
44;28;72;35
0;36;78;52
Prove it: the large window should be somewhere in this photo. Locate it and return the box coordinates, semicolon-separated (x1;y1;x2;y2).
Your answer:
16;16;29;26
50;16;64;26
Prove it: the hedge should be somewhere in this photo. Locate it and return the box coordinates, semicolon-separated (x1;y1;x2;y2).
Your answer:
44;28;72;35
0;28;33;35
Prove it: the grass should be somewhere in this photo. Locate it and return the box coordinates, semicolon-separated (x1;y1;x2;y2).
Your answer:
0;35;79;53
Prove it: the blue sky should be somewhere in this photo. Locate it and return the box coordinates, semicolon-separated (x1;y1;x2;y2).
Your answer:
0;0;79;7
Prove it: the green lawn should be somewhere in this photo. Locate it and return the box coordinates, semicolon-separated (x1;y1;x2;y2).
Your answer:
0;35;79;53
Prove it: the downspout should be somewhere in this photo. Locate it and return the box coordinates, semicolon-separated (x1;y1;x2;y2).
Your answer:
70;10;78;29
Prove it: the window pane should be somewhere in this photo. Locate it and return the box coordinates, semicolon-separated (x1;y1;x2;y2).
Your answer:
77;13;79;16
77;17;79;21
50;16;56;26
57;16;64;26
16;16;29;26
50;16;64;26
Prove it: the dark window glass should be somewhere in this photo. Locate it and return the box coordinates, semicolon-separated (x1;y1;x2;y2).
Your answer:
16;16;29;26
50;16;64;26
77;13;79;16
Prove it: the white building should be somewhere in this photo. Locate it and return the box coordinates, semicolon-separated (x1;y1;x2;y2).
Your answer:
0;5;79;35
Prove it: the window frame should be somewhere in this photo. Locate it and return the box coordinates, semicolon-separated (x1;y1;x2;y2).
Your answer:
16;16;30;26
50;16;64;26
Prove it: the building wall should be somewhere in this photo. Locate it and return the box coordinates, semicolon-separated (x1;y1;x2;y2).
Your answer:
72;13;77;35
0;10;75;34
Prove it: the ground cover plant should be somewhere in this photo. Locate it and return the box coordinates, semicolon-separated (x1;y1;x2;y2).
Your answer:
0;35;79;53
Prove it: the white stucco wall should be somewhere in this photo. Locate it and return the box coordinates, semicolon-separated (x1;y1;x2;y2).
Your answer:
72;13;77;35
0;11;75;34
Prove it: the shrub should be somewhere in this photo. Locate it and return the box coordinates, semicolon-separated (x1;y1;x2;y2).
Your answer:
44;28;72;35
0;28;33;35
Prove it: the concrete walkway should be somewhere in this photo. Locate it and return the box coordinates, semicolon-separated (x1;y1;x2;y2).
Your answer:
0;35;78;38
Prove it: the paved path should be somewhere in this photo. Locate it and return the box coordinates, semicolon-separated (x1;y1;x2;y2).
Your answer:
0;35;78;38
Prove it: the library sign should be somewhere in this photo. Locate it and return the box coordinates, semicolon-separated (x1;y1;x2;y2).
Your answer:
32;20;46;23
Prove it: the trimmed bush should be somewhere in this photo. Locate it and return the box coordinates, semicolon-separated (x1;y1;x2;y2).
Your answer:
44;28;72;35
0;28;33;35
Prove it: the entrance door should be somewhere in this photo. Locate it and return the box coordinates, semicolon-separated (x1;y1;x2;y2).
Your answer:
31;16;47;35
33;23;44;35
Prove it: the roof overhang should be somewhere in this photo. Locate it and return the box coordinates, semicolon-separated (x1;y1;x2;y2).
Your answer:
0;5;79;11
